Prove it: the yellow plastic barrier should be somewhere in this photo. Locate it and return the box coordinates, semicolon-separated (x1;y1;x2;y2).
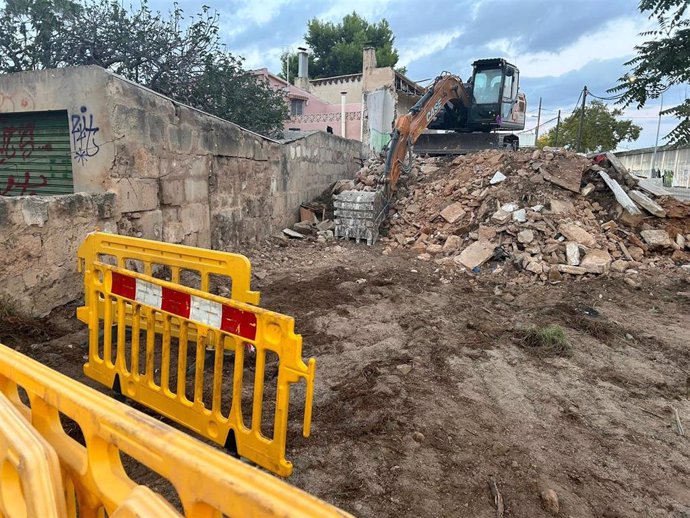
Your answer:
109;487;181;518
77;231;260;318
0;344;353;518
0;391;67;518
77;233;315;477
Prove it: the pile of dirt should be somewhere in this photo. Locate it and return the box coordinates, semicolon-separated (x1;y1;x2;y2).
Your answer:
360;148;690;284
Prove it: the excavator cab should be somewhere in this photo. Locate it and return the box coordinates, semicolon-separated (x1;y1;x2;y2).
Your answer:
468;58;525;131
416;58;527;154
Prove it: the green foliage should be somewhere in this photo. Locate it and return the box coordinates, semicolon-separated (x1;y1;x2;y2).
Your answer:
609;0;690;144
538;100;641;153
280;12;401;81
521;324;572;357
0;0;288;136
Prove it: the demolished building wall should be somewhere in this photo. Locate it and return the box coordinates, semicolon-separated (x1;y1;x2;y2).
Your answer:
0;66;361;315
360;49;423;157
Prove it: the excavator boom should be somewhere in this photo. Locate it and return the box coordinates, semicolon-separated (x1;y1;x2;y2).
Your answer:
384;74;470;190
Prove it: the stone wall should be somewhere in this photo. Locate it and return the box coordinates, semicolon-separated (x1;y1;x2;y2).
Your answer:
0;193;118;315
0;66;361;315
210;132;360;250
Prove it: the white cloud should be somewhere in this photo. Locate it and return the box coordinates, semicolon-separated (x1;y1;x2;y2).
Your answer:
219;0;294;38
317;0;396;22
397;30;463;69
488;16;652;78
236;45;291;71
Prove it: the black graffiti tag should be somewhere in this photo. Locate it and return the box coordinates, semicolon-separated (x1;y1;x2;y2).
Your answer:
71;106;100;164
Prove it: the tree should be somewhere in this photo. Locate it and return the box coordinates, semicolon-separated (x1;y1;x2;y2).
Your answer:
609;0;690;145
537;100;641;153
0;0;288;136
280;12;404;81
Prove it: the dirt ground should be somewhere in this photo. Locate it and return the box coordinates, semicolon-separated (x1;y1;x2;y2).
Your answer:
3;239;690;518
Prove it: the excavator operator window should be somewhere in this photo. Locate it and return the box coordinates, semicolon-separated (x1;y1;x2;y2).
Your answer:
473;68;503;104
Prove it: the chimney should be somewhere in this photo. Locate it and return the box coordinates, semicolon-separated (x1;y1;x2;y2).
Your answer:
296;47;309;91
363;47;377;72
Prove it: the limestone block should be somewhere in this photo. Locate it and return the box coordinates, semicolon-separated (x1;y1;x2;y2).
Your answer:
137;210;163;240
161;177;185;206
162;221;185;243
558;223;596;247
580;249;612;274
21;197;49;227
179;203;209;234
113;178;159;212
185;177;209;203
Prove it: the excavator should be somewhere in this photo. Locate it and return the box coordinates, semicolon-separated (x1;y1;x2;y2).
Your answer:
334;58;526;244
387;58;526;190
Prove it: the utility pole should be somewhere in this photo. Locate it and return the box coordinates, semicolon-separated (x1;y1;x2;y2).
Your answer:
534;97;543;144
650;94;664;177
576;86;587;153
554;110;561;146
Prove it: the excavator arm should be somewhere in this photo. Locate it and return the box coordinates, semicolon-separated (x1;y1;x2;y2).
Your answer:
383;74;470;191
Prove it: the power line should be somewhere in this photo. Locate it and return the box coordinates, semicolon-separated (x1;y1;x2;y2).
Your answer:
588;91;625;101
517;115;559;134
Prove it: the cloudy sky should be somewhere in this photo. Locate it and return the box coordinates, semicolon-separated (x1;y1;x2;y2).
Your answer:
152;0;686;149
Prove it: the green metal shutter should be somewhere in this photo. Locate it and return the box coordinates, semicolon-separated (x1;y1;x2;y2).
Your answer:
0;110;73;196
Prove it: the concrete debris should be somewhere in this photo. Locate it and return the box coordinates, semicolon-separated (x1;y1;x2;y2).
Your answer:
490;171;507;185
491;209;512;224
628;190;666;218
293;221;315;234
426;243;444;254
512;208;527;223
640;229;672;248
331;179;355;194
599;171;642;216
611;259;629;273
558;264;587;275
580;183;596;196
565;242;580;266
316;219;335;231
550;199;574;214
298;148;690;281
525;261;543;274
440;202;467;223
443;235;462;251
478;225;497;242
283;228;304;239
558;223;596;248
580;249;612;274
518;229;534;244
455;241;495;269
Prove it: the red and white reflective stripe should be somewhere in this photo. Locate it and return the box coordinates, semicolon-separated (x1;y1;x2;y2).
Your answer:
111;272;257;341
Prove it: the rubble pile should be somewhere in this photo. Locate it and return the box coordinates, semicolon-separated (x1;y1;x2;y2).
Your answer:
376;148;690;283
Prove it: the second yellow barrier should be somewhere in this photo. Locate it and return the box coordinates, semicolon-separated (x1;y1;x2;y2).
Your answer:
0;343;352;517
78;234;315;477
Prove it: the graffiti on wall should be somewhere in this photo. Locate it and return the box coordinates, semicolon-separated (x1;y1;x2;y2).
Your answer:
0;120;52;195
0;171;48;196
71;106;100;164
0;92;35;112
0;122;53;165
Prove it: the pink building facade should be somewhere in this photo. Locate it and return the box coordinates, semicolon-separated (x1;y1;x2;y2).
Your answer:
253;68;362;140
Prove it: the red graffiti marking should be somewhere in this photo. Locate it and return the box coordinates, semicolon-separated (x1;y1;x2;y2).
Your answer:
0;122;51;165
0;171;48;196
